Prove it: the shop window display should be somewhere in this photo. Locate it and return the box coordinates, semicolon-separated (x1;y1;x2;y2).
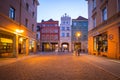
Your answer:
93;33;108;52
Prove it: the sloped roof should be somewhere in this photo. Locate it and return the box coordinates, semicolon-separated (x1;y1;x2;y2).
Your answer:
73;16;88;20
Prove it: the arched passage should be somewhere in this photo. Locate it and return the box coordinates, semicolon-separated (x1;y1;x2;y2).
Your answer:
61;43;69;52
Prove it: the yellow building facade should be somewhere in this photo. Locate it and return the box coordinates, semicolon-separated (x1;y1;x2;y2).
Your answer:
0;0;39;57
87;0;120;59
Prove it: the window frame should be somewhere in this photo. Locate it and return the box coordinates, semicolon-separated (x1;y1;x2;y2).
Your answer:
93;0;96;9
102;7;107;21
26;3;29;11
9;7;15;20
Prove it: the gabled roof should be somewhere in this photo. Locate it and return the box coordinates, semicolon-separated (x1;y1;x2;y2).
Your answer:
73;16;88;20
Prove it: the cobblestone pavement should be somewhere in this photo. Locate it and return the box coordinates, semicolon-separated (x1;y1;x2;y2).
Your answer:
0;53;119;80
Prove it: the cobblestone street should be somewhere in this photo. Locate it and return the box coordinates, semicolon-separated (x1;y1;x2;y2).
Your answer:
0;53;120;80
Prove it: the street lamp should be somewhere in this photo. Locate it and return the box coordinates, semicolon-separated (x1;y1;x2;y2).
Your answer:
74;31;81;55
75;31;81;40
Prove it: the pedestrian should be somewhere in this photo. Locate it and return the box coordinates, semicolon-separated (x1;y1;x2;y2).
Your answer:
78;48;81;56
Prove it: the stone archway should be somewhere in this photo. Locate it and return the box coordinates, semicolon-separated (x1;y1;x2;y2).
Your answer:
61;43;69;52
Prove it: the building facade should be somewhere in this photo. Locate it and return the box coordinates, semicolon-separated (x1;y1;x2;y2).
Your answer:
87;0;120;59
60;14;72;52
36;24;41;51
38;19;60;52
71;16;88;52
0;0;39;57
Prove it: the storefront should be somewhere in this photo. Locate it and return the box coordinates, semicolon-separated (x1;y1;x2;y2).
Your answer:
0;33;14;57
42;42;58;52
88;24;120;59
74;42;81;51
93;32;108;55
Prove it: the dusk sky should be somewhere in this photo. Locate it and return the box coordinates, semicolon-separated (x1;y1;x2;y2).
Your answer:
37;0;88;22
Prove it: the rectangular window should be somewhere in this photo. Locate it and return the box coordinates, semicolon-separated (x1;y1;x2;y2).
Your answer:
93;33;108;52
93;0;96;9
93;18;96;27
36;26;40;31
66;27;70;30
36;34;38;39
73;22;76;26
33;0;35;5
54;30;58;33
32;24;34;32
32;12;35;18
102;7;107;21
118;0;120;11
61;27;65;31
26;3;29;11
9;7;15;20
61;33;65;37
66;33;70;37
25;19;28;27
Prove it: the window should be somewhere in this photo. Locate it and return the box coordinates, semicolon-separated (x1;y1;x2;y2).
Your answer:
26;3;29;11
36;26;40;31
94;33;108;52
9;7;15;20
33;0;35;5
54;35;58;40
63;21;65;24
93;18;96;27
36;34;38;39
83;23;87;26
93;0;96;9
32;24;34;32
61;27;65;30
101;0;103;2
102;7;107;21
32;12;35;18
118;0;120;11
66;21;68;24
25;19;28;27
66;33;70;37
66;27;70;30
0;34;13;54
54;30;58;33
61;33;65;37
73;22;76;26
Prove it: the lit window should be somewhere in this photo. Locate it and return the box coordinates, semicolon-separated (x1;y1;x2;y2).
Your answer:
102;7;107;21
9;7;15;20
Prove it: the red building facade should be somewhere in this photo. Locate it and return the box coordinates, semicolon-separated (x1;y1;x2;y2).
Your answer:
38;19;59;51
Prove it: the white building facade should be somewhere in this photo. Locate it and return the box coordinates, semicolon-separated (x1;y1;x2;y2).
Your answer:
60;14;72;52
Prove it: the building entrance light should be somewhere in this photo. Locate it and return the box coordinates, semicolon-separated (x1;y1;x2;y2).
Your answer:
16;29;24;33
